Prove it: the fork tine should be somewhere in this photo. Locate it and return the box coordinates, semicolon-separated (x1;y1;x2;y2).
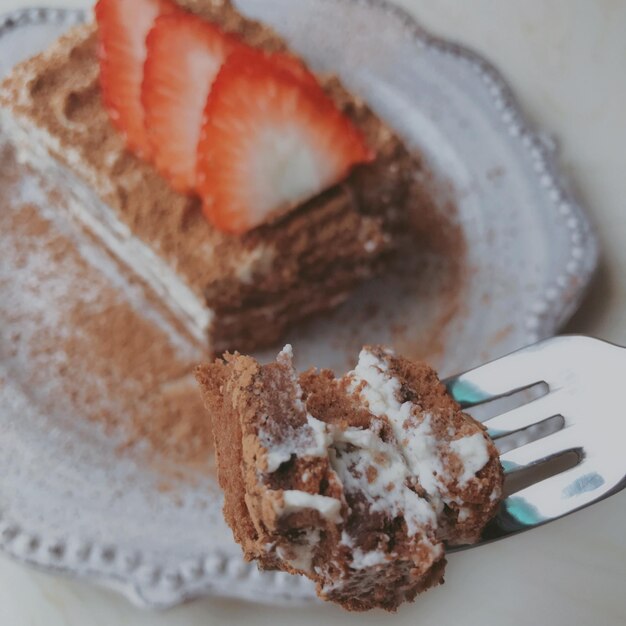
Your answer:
445;337;574;408
446;350;545;408
500;464;621;525
452;465;624;548
484;392;563;437
500;428;581;473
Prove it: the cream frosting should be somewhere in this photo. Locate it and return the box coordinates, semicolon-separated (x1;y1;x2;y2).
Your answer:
278;491;342;524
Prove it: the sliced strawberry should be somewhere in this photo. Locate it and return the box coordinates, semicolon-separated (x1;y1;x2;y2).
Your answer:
142;12;241;193
197;48;374;234
267;51;321;92
95;0;176;159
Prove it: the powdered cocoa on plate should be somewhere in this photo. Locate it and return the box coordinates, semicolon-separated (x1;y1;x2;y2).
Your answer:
0;144;214;474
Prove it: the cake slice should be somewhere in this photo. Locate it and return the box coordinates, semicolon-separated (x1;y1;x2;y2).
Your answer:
196;346;503;611
0;0;422;354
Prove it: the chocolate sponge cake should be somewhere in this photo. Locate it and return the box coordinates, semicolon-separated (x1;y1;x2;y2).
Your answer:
0;0;424;354
196;346;503;611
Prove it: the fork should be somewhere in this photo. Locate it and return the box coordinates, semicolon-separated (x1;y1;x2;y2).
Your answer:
444;335;626;547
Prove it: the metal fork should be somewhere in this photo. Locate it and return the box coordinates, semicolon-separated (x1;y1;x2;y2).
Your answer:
444;335;626;547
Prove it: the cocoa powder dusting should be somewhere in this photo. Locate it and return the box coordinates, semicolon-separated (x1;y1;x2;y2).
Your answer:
394;172;466;363
289;164;467;371
0;143;214;475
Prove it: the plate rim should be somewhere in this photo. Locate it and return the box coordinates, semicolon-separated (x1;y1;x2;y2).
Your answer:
0;0;599;609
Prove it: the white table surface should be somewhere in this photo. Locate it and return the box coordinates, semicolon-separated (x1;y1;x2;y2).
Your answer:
1;1;625;624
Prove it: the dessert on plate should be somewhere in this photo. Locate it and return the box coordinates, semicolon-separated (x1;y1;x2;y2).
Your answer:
196;345;504;611
0;0;425;354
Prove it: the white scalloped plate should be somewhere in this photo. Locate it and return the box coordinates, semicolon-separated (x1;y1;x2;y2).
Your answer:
0;0;598;610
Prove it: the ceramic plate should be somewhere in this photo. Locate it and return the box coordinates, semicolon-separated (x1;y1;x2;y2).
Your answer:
0;0;598;609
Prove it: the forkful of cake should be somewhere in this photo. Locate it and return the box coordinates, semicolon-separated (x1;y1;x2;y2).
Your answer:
196;336;626;611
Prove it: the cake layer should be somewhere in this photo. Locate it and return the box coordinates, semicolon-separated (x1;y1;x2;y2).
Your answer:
0;0;423;352
196;346;503;611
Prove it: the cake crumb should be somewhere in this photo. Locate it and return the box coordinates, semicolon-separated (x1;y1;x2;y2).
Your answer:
196;345;503;611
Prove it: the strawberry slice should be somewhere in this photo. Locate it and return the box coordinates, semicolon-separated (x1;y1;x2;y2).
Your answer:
197;48;374;234
268;51;321;92
142;12;241;193
95;0;176;159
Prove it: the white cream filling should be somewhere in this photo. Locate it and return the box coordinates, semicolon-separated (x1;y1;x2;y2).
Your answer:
278;491;342;524
450;433;490;485
350;348;491;498
234;244;276;284
261;346;334;472
340;531;391;571
351;547;389;569
275;529;320;573
0;108;212;345
329;422;437;536
263;414;332;473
